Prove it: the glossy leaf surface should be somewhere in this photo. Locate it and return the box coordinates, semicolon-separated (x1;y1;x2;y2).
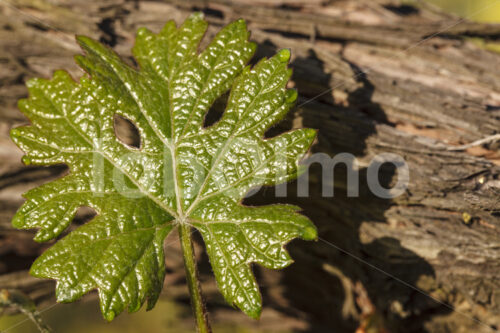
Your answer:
10;13;317;320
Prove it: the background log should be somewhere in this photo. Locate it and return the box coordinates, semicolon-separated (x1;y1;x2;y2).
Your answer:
0;0;499;332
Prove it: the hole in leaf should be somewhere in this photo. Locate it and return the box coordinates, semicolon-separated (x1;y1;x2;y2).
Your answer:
55;206;97;240
203;93;228;128
73;206;97;225
113;114;141;149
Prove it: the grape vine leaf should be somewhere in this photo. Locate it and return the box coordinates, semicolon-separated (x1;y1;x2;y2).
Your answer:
10;13;317;321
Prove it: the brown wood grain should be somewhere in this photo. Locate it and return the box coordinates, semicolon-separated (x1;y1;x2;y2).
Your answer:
0;0;499;332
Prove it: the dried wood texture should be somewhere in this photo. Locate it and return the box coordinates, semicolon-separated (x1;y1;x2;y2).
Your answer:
0;0;499;332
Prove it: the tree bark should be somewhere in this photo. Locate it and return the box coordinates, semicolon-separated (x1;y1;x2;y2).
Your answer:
0;0;499;332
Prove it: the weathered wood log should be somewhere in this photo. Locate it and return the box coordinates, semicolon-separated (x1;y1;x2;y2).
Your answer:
1;0;499;332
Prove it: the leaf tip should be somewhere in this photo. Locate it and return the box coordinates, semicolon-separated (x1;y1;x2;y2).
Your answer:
25;78;40;89
28;261;44;278
17;98;28;111
104;310;116;322
75;35;107;59
136;26;147;35
277;48;291;63
11;211;24;229
34;230;52;243
305;128;318;141
9;127;21;140
128;301;141;313
285;88;298;104
302;225;318;241
75;34;92;46
246;306;262;320
21;155;32;166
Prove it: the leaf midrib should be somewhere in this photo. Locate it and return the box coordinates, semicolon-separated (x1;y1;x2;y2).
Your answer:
183;60;285;217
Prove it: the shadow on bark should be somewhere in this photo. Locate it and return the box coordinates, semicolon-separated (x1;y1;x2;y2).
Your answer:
242;41;452;333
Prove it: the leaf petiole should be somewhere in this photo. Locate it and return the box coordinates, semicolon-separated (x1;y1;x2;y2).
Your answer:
179;223;211;333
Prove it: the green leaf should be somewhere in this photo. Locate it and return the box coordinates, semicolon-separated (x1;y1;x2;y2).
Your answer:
10;13;317;321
